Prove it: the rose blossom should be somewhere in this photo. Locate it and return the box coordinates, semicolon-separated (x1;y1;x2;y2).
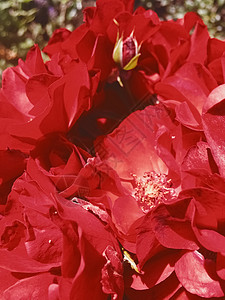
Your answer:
0;44;98;153
44;1;203;150
2;0;225;298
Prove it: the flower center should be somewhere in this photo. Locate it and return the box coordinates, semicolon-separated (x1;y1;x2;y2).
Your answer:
132;171;176;213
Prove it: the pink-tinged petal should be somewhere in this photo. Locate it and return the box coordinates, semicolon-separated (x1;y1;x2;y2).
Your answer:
132;250;181;289
172;287;225;299
95;105;168;179
3;273;57;300
151;205;199;250
1;67;31;117
48;283;59;300
175;251;224;298
202;85;225;177
0;90;25;121
217;253;225;280
112;196;144;235
101;245;124;300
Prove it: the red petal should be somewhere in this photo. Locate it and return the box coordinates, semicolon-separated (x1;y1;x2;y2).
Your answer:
186;22;209;64
112;196;144;235
95;105;168;179
175;251;224;298
101;245;124;300
202;85;225;177
3;273;56;300
132;250;181;289
151;205;199;250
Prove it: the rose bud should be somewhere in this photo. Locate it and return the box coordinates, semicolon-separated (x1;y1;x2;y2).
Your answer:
112;30;141;71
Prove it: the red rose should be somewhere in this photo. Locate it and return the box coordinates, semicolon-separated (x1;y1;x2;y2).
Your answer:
0;181;62;298
0;45;95;153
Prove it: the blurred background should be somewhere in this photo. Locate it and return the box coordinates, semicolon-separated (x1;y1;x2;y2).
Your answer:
0;0;225;80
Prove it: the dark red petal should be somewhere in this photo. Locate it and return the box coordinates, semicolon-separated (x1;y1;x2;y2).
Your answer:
125;272;181;300
136;213;163;268
151;205;199;250
132;249;181;289
0;149;26;204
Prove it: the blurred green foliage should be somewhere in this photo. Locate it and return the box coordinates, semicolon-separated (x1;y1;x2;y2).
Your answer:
0;0;85;78
138;0;225;39
1;0;225;81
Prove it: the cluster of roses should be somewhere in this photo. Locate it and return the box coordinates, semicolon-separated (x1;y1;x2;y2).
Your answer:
1;0;225;299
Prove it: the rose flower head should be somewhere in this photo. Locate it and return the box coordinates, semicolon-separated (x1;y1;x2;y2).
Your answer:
113;28;141;71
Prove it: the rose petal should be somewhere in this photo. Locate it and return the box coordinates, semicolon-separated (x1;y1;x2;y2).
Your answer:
175;251;224;298
3;273;56;300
